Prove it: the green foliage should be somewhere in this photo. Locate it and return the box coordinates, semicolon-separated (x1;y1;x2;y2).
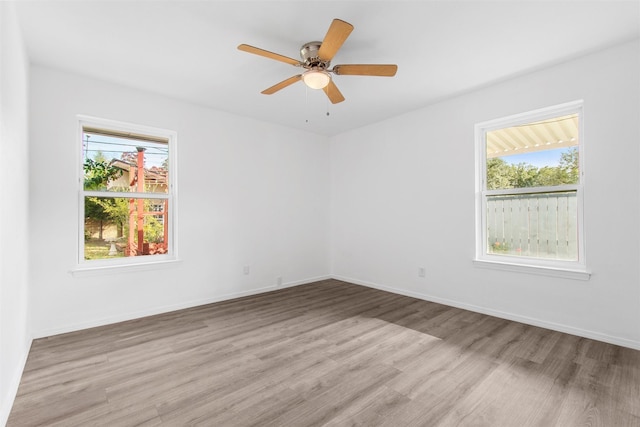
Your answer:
84;159;124;237
84;239;124;260
559;148;579;184
93;150;107;164
486;158;513;190
89;197;165;244
511;163;539;188
490;241;509;253
83;158;123;190
486;147;579;190
90;196;129;235
143;214;164;244
85;197;110;223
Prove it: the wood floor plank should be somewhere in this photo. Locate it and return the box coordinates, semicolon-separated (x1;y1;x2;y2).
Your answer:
7;279;640;426
262;364;402;427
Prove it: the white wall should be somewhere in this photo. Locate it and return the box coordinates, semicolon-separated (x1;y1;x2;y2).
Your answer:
330;39;640;349
28;66;330;337
0;2;31;425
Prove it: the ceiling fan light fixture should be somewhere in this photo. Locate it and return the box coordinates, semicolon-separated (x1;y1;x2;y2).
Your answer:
238;19;397;104
302;69;331;89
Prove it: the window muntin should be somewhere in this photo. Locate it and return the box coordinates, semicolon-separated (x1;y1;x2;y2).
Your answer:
79;117;176;266
476;101;585;271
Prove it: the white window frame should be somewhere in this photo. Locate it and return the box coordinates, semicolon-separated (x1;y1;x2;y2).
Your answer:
73;115;179;275
474;101;589;280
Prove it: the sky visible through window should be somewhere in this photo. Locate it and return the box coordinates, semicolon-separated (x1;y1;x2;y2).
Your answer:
499;146;573;169
83;132;168;169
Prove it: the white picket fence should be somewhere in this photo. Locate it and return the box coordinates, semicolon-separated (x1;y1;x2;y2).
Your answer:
486;191;578;260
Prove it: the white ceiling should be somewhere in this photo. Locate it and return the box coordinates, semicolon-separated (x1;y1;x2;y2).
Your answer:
14;1;640;136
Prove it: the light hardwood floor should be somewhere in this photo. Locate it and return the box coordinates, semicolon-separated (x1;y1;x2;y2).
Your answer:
8;279;640;426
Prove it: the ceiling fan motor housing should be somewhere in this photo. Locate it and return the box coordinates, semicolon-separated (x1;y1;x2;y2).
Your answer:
300;42;330;70
237;18;396;104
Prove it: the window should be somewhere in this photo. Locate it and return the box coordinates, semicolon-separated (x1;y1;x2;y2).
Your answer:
475;101;588;278
77;116;177;271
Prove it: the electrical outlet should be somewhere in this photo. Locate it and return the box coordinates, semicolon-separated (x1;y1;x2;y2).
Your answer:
243;265;250;275
418;267;426;278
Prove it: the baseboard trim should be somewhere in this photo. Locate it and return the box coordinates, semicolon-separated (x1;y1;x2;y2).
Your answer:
331;274;640;351
0;337;32;427
33;275;331;339
30;273;640;349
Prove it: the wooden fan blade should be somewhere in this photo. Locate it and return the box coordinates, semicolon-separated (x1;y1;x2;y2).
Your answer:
333;64;398;77
317;19;354;61
322;80;345;104
238;44;301;66
261;75;302;95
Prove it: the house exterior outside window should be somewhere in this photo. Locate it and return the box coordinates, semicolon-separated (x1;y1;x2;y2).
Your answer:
474;101;589;280
76;116;178;272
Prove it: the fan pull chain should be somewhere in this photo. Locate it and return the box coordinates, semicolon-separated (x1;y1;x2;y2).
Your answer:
305;85;309;123
326;87;330;117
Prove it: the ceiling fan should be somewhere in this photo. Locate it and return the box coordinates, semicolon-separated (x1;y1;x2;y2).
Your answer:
238;18;398;104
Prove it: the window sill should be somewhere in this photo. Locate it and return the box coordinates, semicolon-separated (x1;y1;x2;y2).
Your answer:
70;258;182;278
473;259;590;281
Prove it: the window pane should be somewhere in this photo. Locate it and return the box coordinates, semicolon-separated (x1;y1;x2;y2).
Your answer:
486;191;578;261
486;114;579;190
84;197;169;260
82;130;169;193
